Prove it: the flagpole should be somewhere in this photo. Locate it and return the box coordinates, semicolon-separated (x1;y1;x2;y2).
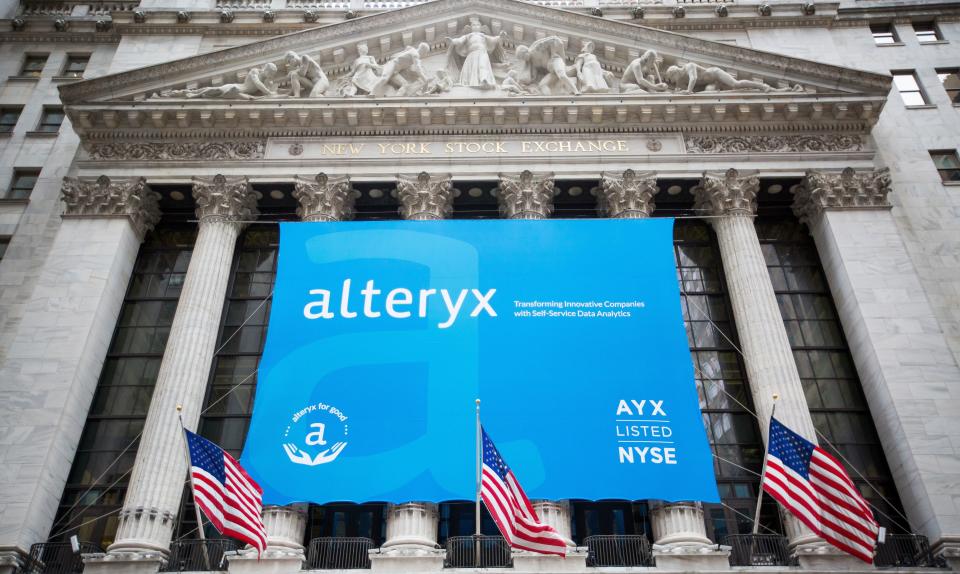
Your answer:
752;395;778;536
475;399;483;567
177;405;211;571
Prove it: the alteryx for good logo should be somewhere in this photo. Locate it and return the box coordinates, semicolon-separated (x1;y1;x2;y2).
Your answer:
240;220;720;506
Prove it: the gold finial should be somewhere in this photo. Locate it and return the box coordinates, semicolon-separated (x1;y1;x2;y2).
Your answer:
772;393;780;402
176;404;183;412
475;399;481;405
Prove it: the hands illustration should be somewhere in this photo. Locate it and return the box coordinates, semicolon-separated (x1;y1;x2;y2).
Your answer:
283;441;348;466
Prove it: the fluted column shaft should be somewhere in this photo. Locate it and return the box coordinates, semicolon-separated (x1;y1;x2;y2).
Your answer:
695;170;817;548
109;176;257;555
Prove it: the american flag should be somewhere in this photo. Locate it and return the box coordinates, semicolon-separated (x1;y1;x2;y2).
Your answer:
185;430;267;554
480;428;568;556
761;417;878;563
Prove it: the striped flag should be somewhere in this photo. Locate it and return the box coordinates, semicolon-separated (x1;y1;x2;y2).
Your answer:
480;427;568;556
185;430;268;554
761;417;879;563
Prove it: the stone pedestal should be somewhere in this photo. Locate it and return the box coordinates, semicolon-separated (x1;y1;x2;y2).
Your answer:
651;502;730;570
83;552;164;574
373;503;443;571
108;175;257;557
511;548;588;571
0;550;25;574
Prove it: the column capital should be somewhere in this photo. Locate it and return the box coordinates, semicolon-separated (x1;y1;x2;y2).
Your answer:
792;167;892;224
293;173;355;222
60;175;161;240
396;172;454;220
599;170;658;219
191;174;258;225
497;171;556;220
693;168;760;217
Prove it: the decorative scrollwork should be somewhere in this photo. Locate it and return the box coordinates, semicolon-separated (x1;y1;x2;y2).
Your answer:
86;141;265;161
685;135;863;154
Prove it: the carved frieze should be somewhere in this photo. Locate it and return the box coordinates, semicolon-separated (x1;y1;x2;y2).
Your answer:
61;175;161;240
497;171;556;220
192;174;259;224
293;173;355;222
685;135;863;154
396;172;454;220
598;170;658;219
86;141;265;161
693;168;760;217
792;167;892;223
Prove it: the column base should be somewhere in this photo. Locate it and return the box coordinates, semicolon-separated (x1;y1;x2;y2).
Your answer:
369;545;444;573
793;542;873;571
83;552;164;574
933;539;960;570
228;548;303;574
511;548;587;571
653;543;731;570
0;549;26;574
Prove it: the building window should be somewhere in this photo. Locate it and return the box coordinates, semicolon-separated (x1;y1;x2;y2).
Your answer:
62;54;90;78
892;71;928;106
913;21;942;43
0;107;22;133
758;219;905;530
937;68;960;104
0;237;9;261
930;150;960;183
7;169;40;200
37;107;65;133
52;225;196;548
870;23;898;45
20;54;48;77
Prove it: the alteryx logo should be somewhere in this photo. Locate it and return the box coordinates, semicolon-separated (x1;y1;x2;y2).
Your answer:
302;279;497;329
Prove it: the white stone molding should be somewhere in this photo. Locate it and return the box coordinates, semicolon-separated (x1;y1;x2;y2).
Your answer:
685;134;863;154
792;167;891;223
85;141;266;161
377;503;444;570
263;503;309;552
649;502;730;569
693;169;823;553
293;173;355;222
397;172;454;220
192;174;259;224
598;169;657;219
107;177;258;558
61;175;161;240
497;171;555;220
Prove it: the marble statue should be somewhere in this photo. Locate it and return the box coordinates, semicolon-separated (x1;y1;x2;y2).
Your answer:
284;51;329;98
371;42;431;97
620;50;670;93
445;19;509;89
665;62;803;93
501;70;531;95
514;36;579;96
340;43;383;97
158;62;280;99
574;41;613;93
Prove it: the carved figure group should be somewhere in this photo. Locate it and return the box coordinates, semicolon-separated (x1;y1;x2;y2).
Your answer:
161;62;280;99
446;19;509;89
665;62;803;93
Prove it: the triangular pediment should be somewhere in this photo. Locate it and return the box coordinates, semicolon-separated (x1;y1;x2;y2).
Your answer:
60;0;891;137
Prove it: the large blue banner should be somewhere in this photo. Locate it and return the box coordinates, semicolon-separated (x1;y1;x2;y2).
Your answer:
241;219;719;504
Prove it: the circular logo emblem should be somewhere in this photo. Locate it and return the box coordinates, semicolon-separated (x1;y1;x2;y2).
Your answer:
282;401;349;466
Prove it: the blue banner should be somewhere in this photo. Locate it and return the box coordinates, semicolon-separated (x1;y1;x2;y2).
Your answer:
241;219;719;504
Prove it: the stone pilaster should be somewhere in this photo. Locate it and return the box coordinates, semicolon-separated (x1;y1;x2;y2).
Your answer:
396;172;454;221
497;171;555;220
103;175;257;561
293;174;355;222
598;170;658;219
0;176;159;571
694;169;822;554
795;168;960;565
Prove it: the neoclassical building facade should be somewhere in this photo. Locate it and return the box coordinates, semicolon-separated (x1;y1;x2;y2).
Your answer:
1;0;959;573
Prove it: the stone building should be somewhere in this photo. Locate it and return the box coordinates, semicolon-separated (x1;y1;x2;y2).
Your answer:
0;0;959;572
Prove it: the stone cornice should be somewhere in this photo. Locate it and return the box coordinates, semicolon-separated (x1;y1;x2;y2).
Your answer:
192;174;259;224
60;175;161;240
792;167;892;223
599;169;657;219
57;0;892;105
693;168;760;217
397;172;453;220
293;173;355;222
497;171;555;220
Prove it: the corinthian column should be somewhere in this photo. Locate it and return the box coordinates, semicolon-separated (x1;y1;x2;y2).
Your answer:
794;168;960;567
396;172;454;221
105;175;257;559
694;169;820;552
497;171;555;220
294;174;355;222
0;177;159;573
599;170;657;219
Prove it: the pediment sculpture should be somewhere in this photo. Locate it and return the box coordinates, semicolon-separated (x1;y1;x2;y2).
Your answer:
153;31;807;101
